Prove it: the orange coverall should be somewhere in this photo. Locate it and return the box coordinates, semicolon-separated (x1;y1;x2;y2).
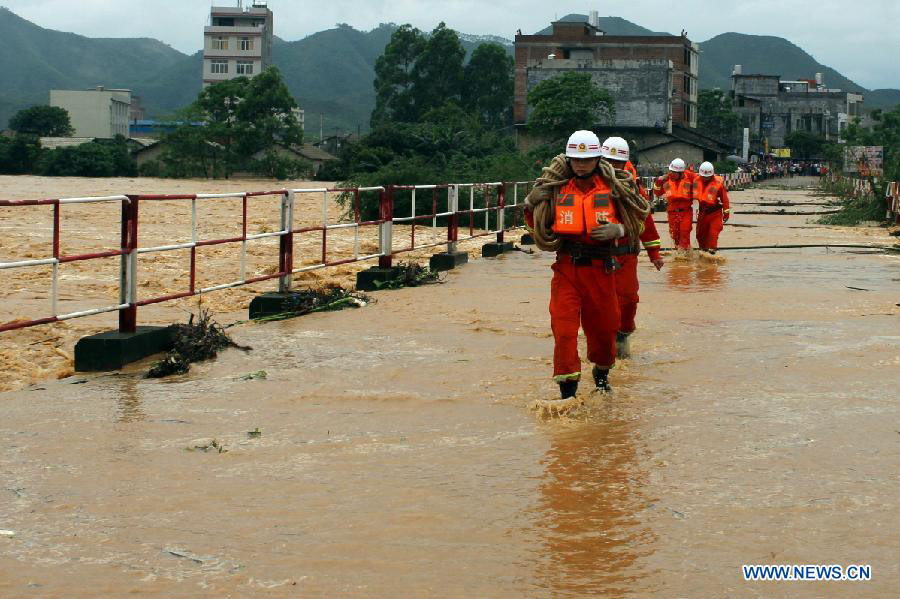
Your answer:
615;163;662;333
653;172;696;249
526;174;622;381
693;175;731;250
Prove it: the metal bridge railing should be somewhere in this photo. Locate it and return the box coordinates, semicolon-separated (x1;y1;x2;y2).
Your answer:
1;181;535;334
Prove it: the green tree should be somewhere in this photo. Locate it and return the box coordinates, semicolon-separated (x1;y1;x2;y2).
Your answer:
463;43;514;130
236;67;304;152
9;105;75;137
153;123;222;178
698;89;740;146
0;134;43;174
784;130;826;159
35;139;136;177
371;24;426;126
526;72;615;142
411;23;466;117
169;66;302;178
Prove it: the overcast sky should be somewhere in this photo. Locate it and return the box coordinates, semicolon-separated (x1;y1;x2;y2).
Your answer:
3;0;898;89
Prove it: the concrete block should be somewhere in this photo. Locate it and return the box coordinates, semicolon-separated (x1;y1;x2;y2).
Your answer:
482;241;515;258
430;251;468;272
74;326;174;372
248;292;301;319
355;266;403;291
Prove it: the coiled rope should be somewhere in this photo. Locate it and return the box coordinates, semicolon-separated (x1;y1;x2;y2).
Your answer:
525;156;651;253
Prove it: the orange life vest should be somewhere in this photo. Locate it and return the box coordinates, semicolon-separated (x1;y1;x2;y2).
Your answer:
693;175;725;205
624;161;638;181
553;175;620;235
661;173;694;203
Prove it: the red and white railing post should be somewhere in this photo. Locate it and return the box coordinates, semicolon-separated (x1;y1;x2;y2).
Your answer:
51;202;60;318
496;183;506;245
278;190;295;293
118;196;139;333
447;184;460;254
378;185;394;269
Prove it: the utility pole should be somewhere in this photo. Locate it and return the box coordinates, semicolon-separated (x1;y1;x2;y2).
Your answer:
320;114;324;142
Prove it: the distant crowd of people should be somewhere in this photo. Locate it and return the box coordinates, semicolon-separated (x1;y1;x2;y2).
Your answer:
738;161;829;181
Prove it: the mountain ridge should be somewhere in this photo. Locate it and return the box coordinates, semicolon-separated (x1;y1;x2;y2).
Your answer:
0;7;896;134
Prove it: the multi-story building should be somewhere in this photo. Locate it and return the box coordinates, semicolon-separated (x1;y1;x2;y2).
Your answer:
203;1;273;87
514;17;699;133
49;86;131;138
731;66;864;148
513;16;726;169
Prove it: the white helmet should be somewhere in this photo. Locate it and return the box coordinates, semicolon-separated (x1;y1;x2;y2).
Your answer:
669;158;686;172
698;161;715;177
565;130;602;158
600;136;630;162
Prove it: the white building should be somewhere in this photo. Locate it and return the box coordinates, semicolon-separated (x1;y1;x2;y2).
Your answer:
203;1;274;87
49;87;131;138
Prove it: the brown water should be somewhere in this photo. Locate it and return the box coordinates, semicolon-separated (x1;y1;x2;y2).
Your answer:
1;176;899;597
0;175;497;392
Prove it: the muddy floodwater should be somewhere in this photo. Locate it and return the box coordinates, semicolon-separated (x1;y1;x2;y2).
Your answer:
1;176;899;597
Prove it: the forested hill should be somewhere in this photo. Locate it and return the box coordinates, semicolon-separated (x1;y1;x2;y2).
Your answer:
698;33;865;93
0;7;186;126
1;7;897;133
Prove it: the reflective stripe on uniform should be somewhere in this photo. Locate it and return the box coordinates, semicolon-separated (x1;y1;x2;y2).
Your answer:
553;372;581;383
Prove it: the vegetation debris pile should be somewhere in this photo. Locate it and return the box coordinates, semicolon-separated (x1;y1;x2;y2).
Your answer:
255;286;371;322
148;309;250;378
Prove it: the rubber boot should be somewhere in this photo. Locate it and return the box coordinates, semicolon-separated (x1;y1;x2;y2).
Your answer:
616;331;631;359
592;366;612;393
559;380;578;399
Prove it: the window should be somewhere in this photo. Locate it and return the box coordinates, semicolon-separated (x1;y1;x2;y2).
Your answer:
684;48;691;67
237;61;254;75
213;36;228;50
211;59;228;74
240;37;254;51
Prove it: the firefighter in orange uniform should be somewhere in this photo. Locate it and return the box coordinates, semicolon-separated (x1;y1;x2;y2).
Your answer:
526;131;631;398
693;161;731;253
600;137;664;358
652;158;696;250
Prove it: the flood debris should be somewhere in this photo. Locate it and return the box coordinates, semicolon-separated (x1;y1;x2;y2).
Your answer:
165;548;205;564
148;309;251;378
240;370;267;381
247;428;262;438
254;286;371;323
0;530;16;538
373;261;443;290
186;438;226;453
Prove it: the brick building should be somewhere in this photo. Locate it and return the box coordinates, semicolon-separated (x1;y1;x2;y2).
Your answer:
514;20;699;132
513;18;725;170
